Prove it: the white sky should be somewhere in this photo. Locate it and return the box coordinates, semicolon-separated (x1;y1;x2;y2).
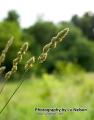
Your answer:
0;0;94;27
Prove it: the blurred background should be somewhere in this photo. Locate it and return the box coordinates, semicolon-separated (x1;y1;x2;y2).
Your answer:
0;0;94;120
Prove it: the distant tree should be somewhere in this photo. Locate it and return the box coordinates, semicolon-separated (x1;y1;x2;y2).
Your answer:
71;12;94;40
71;15;81;27
27;21;58;46
4;10;19;24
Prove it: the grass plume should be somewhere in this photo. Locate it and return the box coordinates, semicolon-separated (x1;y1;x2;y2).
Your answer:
38;28;69;63
0;37;14;66
0;66;6;75
25;56;36;70
5;42;28;80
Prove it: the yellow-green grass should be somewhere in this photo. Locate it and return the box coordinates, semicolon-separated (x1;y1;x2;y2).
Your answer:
0;73;94;120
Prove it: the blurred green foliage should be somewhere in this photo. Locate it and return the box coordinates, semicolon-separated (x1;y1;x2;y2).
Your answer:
0;10;94;79
71;12;94;40
0;73;94;120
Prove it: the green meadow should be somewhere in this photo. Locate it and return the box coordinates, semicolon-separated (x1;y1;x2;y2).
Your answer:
0;72;94;120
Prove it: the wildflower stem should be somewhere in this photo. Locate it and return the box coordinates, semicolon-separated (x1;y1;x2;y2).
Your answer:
0;70;27;114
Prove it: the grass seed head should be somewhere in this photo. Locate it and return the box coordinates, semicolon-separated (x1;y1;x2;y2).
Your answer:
11;65;17;73
5;71;12;80
43;43;52;53
0;66;6;74
50;41;57;48
3;37;14;54
25;56;35;70
0;37;14;66
2;37;14;54
20;42;28;54
13;58;19;66
38;52;48;63
56;28;69;42
0;53;5;66
38;28;69;64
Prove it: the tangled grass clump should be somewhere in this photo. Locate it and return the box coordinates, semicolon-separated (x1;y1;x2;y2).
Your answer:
0;28;69;114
